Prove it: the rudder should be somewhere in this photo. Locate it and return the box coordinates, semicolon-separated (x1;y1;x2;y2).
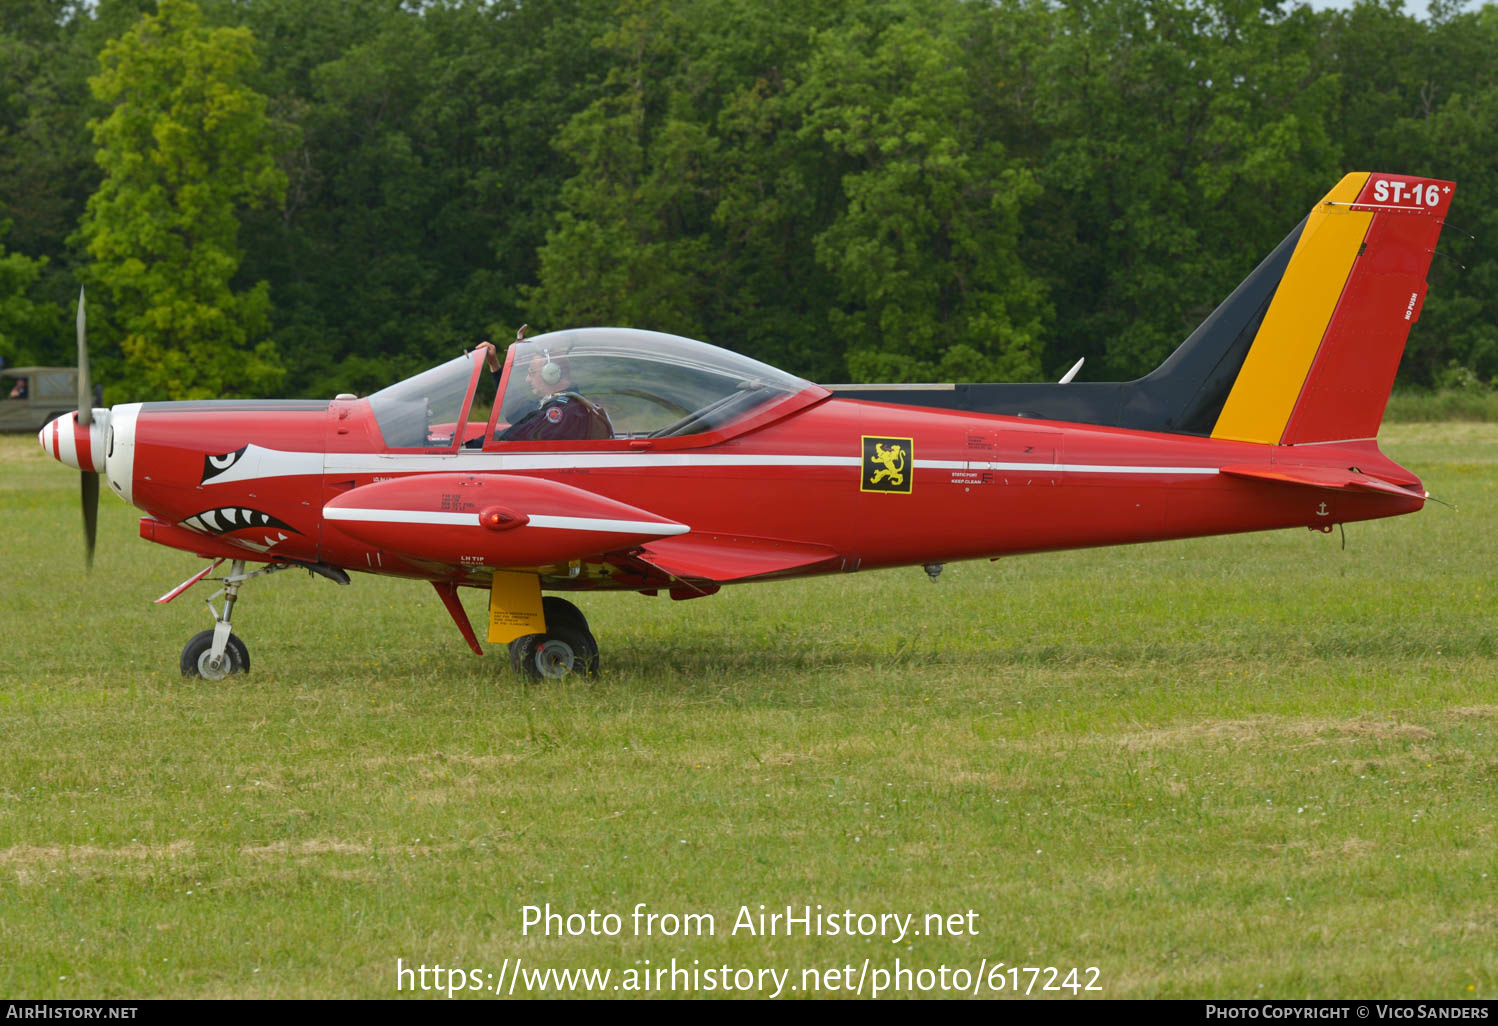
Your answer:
1210;172;1456;445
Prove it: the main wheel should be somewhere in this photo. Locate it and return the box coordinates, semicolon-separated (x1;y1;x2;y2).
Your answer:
542;596;590;635
509;621;599;681
180;629;250;680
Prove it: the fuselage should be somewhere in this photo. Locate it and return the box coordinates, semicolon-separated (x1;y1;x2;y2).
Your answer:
46;387;1424;592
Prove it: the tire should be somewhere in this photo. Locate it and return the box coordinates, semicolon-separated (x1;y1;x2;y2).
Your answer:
509;621;599;681
180;629;250;680
542;596;590;635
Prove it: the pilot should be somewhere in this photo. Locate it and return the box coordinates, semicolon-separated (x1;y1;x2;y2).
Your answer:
472;340;606;442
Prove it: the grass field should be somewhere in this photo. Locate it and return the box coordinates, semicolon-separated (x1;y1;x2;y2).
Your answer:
1386;390;1498;424
2;425;1496;999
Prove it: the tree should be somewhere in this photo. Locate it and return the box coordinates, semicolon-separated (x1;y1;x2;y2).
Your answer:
0;1;113;365
0;223;62;366
1016;0;1344;379
2;0;1482;397
796;0;1049;382
80;0;286;400
528;0;721;341
223;0;618;397
1328;0;1498;386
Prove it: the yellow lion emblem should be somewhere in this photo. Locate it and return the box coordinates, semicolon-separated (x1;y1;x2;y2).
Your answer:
869;442;906;487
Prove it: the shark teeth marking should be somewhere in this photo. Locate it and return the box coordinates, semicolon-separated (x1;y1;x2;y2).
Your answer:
179;506;299;537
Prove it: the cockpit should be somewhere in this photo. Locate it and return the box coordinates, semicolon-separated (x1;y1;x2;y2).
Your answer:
365;327;823;450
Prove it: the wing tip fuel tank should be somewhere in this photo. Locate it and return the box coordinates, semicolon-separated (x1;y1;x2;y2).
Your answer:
323;473;688;568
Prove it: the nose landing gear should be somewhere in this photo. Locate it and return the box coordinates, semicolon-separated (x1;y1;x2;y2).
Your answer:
180;558;260;678
173;559;351;679
177;559;293;679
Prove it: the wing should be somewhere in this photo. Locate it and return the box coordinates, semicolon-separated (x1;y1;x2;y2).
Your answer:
633;535;840;583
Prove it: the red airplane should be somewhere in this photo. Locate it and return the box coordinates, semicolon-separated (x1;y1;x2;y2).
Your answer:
40;171;1454;680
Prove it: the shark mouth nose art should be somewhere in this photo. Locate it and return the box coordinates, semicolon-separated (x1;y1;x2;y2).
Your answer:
180;506;298;536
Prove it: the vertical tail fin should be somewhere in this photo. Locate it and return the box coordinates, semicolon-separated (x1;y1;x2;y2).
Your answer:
827;172;1456;443
1210;172;1456;445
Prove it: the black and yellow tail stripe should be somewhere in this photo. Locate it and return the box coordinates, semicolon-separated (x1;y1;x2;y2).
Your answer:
1209;173;1373;445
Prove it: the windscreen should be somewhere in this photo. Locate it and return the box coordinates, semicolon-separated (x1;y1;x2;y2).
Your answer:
367;354;477;448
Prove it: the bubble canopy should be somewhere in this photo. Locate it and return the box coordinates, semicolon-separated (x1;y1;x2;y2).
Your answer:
499;328;815;439
367;328;824;450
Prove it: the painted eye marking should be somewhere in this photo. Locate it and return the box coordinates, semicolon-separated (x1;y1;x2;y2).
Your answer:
201;445;249;482
180;506;299;536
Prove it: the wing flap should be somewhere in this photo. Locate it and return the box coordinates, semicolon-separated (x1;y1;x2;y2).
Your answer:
635;535;840;583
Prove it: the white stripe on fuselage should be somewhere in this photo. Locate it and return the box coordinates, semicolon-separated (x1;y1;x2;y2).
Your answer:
920;459;1219;475
201;447;1220;480
326;452;865;473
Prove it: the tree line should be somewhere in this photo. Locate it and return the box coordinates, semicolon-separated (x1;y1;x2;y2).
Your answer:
0;0;1494;402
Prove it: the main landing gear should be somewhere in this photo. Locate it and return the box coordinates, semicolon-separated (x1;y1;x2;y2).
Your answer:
509;596;600;682
433;585;601;682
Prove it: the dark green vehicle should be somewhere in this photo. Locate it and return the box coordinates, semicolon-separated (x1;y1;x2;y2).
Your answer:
0;367;92;433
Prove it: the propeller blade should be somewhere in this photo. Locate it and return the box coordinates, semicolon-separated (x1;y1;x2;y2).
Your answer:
82;470;98;569
77;286;98;568
77;287;91;428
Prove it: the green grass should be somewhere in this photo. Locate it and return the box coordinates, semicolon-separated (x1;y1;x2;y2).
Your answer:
2;424;1496;999
1385;389;1498;423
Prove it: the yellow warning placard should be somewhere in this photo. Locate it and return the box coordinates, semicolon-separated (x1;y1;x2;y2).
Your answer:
487;571;546;643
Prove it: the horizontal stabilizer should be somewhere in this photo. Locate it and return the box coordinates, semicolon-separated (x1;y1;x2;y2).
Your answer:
1219;464;1423;498
635;535;840;583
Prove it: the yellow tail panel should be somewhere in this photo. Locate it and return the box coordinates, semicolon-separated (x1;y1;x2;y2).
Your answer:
1210;173;1372;444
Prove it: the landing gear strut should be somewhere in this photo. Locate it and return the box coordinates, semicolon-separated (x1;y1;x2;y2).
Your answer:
179;559;288;679
509;596;600;681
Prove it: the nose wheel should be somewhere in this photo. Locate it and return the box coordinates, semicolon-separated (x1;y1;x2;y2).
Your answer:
508;596;600;680
181;629;250;679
